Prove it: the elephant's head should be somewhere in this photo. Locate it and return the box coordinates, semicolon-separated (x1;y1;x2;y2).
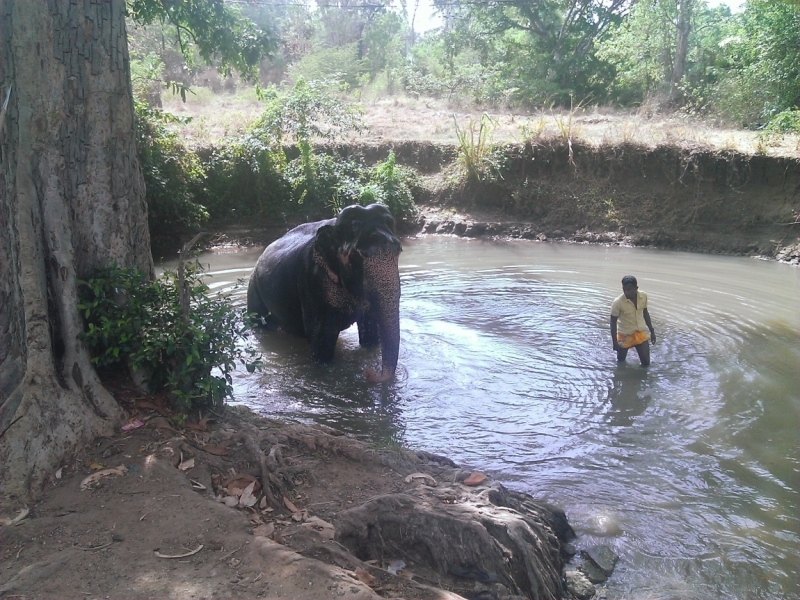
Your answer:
314;204;402;383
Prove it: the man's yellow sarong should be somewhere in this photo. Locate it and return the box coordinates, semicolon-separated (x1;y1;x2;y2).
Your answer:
616;330;650;349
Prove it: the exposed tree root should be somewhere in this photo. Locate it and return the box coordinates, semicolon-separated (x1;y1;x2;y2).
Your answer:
336;483;572;600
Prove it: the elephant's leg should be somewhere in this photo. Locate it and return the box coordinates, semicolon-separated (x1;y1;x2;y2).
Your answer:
357;312;380;348
309;320;341;364
303;304;341;363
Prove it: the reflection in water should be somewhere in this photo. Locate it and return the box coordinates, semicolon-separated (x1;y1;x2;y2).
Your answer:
165;239;800;600
606;365;651;426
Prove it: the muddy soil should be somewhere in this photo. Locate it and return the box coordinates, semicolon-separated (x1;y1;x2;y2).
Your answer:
0;379;573;600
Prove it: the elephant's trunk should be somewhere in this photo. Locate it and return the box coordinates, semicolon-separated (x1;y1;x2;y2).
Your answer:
362;244;401;384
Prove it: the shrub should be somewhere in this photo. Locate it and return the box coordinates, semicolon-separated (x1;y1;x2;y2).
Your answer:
764;108;800;135
454;114;504;182
201;134;290;222
78;263;262;414
365;152;418;222
135;100;209;244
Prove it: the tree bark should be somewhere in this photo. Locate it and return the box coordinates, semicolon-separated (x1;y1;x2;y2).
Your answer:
0;0;152;502
669;0;693;105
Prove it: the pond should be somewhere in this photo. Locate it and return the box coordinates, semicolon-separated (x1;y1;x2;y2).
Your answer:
171;236;800;600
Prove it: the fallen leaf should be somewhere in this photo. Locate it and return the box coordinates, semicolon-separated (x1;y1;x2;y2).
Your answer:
354;567;375;586
253;523;275;538
223;496;239;507
239;481;258;507
404;472;437;487
259;496;267;509
80;465;127;490
55;468;63;480
182;417;209;432
190;479;206;491
121;419;145;431
89;462;104;470
283;497;299;513
178;458;195;471
463;471;488;486
291;510;307;522
224;473;258;490
202;444;230;457
0;508;30;527
226;477;261;497
154;544;203;559
387;559;406;575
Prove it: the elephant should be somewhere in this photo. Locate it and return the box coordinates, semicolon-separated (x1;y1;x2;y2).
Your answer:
247;203;402;383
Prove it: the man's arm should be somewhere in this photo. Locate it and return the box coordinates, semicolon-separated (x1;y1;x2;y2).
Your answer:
643;308;656;344
610;315;620;351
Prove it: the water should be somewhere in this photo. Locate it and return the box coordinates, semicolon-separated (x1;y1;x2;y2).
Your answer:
171;237;800;599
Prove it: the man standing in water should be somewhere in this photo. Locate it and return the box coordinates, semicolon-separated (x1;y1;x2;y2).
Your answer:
610;275;656;366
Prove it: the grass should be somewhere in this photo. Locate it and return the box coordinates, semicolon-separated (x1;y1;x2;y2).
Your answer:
454;113;499;181
157;84;800;158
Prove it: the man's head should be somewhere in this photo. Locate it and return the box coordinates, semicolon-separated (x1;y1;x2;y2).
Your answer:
621;275;638;300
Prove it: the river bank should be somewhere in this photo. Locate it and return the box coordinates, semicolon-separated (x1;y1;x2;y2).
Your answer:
186;139;800;266
0;385;581;600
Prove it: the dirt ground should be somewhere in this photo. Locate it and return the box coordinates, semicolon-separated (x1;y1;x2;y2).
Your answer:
0;378;570;600
162;92;800;159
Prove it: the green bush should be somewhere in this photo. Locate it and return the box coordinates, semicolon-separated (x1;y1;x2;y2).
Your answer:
288;42;365;90
201;134;290;222
764;108;800;135
136;78;418;233
365;152;418;221
78;263;262;414
135;100;209;244
284;150;365;213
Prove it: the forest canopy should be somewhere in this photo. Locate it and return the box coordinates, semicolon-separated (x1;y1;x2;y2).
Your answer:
127;0;800;129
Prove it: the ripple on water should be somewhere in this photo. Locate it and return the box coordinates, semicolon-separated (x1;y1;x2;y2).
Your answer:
170;238;800;600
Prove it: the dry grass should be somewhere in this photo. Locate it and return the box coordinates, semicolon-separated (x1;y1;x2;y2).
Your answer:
162;89;800;158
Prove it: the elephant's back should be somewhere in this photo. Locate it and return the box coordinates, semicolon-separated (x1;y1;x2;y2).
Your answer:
247;219;331;331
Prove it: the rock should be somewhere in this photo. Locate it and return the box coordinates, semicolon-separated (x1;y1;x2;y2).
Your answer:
463;222;487;237
565;570;595;600
581;545;619;577
424;220;440;233
579;559;608;584
453;222;467;235
335;483;571;599
436;221;455;234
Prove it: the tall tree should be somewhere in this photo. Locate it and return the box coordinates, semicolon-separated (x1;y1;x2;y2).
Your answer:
669;0;693;104
715;0;800;124
595;0;729;107
0;0;270;501
430;0;632;103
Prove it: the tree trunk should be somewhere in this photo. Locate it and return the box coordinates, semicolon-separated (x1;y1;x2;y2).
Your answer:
0;0;152;502
669;0;692;105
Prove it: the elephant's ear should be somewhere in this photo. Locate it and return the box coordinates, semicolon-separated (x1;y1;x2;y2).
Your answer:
333;205;367;253
313;225;343;273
